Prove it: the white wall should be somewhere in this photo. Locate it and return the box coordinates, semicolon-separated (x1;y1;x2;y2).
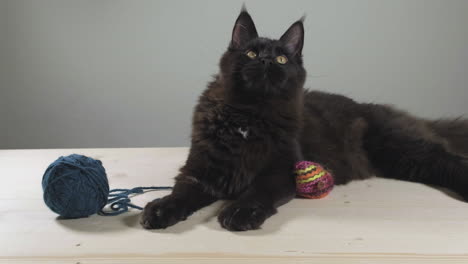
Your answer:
1;0;468;149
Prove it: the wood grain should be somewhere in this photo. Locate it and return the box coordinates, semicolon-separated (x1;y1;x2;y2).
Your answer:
1;148;468;263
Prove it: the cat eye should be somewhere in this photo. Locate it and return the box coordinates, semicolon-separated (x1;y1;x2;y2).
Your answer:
246;50;257;59
276;55;288;64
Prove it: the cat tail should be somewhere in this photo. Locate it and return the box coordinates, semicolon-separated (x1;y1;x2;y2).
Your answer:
429;117;468;157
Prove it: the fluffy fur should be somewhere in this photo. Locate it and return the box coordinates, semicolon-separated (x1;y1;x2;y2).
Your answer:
141;8;468;231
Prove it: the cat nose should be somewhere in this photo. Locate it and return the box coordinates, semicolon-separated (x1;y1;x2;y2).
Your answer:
259;57;273;65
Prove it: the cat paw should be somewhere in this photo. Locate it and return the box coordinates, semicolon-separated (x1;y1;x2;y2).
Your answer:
218;203;276;231
140;197;187;229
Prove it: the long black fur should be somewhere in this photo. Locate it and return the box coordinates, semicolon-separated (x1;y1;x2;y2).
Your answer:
141;8;468;231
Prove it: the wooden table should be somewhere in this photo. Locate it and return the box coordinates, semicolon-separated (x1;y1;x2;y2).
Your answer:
1;148;468;263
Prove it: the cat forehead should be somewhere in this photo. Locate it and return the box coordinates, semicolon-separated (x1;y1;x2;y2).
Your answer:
247;38;284;52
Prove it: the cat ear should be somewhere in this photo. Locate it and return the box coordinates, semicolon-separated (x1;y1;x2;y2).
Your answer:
230;7;258;49
280;19;304;56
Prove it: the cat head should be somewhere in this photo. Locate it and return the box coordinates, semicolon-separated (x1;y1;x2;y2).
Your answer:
220;7;306;102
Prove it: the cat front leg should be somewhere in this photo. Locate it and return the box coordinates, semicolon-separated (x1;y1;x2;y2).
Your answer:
140;179;217;229
217;163;296;231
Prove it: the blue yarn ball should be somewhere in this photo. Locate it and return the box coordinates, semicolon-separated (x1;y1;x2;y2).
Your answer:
42;154;109;219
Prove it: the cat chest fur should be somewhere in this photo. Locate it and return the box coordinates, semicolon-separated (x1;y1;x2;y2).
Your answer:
192;102;274;198
207;104;264;144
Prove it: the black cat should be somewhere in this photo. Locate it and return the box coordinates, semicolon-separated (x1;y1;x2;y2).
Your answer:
141;7;468;231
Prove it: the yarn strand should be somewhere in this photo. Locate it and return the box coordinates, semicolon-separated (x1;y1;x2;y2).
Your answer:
99;186;172;216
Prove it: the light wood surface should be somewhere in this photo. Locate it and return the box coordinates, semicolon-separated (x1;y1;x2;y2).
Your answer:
1;148;468;263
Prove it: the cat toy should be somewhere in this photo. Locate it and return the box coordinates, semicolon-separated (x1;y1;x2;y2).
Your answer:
294;161;334;199
42;155;333;219
42;154;172;218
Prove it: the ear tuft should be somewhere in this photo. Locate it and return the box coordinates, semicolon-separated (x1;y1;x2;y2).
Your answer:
241;3;247;13
231;8;258;49
299;14;306;23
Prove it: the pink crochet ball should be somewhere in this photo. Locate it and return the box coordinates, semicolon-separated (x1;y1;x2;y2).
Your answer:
294;161;334;199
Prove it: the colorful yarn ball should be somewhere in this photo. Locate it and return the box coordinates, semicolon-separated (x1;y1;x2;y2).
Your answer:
42;154;109;219
294;161;334;199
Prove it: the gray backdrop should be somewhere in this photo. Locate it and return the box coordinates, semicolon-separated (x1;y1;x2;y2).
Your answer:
1;0;468;149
